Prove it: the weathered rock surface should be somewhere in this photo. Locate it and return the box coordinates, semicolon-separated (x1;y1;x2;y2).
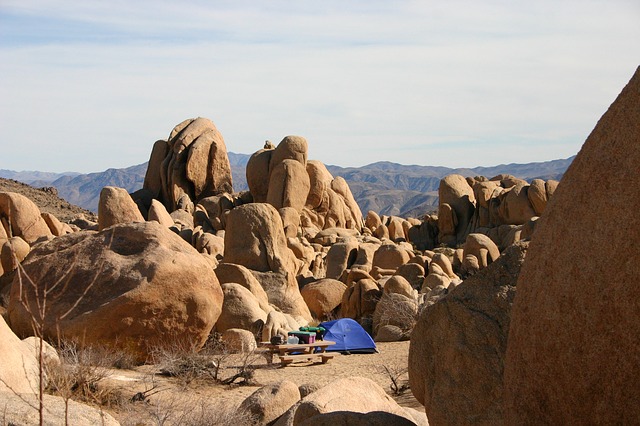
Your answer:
216;283;267;334
298;411;417;426
283;377;417;425
438;175;475;245
221;328;257;353
8;221;223;361
97;186;144;231
0;316;40;394
0;192;53;244
300;278;346;320
247;138;362;233
145;117;233;211
224;203;298;275
0;392;120;426
409;242;528;425
215;263;272;313
239;380;301;425
504;66;640;425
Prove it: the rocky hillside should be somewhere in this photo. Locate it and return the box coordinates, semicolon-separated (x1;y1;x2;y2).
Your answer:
1;155;573;216
0;178;95;222
23;164;148;213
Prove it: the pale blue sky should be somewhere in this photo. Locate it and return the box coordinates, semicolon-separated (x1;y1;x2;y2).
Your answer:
1;1;638;173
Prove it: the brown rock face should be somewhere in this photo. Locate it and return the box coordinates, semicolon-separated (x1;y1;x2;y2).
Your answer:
409;242;528;425
0;192;53;244
239;380;301;425
300;278;346;320
267;159;311;213
0;316;40;394
290;377;416;425
1;236;30;274
97;186;144;231
438;174;475;245
143;139;169;199
246;148;273;203
223;203;298;275
144;117;233;211
497;183;536;225
215;283;267;334
247;139;362;232
504;67;640;424
8;221;223;362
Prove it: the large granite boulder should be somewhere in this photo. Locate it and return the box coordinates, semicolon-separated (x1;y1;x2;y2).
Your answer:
0;316;40;394
143;117;233;211
8;221;223;362
0;192;52;244
278;377;417;425
98;186;144;231
239;380;301;425
504;66;640;424
438;174;475;245
224;203;298;275
300;278;346;320
409;242;528;425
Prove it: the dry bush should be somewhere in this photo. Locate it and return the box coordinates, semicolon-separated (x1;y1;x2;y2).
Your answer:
220;349;263;386
381;364;410;396
151;333;265;388
44;341;128;408
151;336;230;388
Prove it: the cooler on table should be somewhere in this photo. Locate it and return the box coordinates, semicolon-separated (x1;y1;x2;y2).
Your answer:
298;326;326;341
287;330;316;344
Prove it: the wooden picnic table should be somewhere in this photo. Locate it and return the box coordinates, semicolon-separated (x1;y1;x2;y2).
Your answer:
260;340;336;366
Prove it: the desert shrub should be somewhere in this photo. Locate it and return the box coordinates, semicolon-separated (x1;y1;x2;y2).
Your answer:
45;341;128;408
381;364;410;396
150;335;233;388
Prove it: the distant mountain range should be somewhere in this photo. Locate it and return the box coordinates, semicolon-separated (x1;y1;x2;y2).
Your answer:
0;154;574;217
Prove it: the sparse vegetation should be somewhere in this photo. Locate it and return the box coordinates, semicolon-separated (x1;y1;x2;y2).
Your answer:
44;341;128;408
381;364;410;396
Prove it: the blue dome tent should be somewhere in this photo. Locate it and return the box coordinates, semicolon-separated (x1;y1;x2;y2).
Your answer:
319;318;377;353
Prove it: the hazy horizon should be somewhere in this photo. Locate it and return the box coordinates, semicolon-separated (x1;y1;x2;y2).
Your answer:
0;152;577;177
1;1;638;173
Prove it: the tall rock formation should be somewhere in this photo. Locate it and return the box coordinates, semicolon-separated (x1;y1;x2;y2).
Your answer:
246;137;363;232
504;66;640;424
143;117;233;211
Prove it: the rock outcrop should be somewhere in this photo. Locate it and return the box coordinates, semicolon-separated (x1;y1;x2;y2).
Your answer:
239;380;301;425
0;192;53;244
97;186;144;231
504;66;640;424
409;242;528;425
0;316;40;394
275;377;419;426
300;278;346;320
8;221;223;362
246;138;363;233
143;117;233;212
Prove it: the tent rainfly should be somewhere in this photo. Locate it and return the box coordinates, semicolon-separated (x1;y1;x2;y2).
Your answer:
319;318;377;353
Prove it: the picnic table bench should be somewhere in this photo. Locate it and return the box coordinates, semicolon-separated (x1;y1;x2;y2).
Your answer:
260;340;336;366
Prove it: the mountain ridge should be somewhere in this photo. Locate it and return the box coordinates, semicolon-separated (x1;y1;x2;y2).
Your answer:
0;154;574;217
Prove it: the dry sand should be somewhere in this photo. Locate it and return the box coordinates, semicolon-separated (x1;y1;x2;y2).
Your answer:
101;340;423;424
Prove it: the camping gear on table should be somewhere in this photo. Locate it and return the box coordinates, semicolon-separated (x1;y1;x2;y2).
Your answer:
270;334;286;345
318;318;377;353
298;326;326;340
287;330;316;344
